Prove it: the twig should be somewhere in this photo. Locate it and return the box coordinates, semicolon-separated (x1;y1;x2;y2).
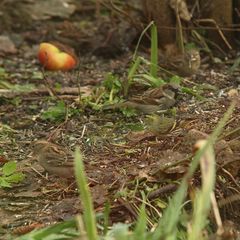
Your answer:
31;166;49;180
80;125;87;139
76;59;82;105
221;168;240;190
0;86;92;98
40;68;56;98
175;1;184;54
196;18;232;50
211;192;224;235
117;197;139;220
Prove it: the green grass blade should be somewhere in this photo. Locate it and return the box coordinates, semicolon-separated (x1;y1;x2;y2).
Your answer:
133;204;147;240
152;101;236;240
128;57;141;80
132;21;153;61
15;219;78;240
150;23;158;78
124;56;142;96
188;140;215;240
103;201;110;235
74;148;98;240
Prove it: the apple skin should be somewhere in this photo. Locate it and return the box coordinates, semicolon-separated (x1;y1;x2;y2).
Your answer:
38;43;77;71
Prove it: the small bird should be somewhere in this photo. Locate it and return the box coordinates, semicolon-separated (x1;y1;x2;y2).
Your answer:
174;49;201;76
32;140;75;179
103;83;179;114
160;48;201;77
145;115;176;135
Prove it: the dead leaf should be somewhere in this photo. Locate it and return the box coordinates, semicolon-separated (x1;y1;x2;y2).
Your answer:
149;150;188;180
126;130;155;142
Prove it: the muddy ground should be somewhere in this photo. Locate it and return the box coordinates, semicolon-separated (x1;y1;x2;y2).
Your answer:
0;1;240;238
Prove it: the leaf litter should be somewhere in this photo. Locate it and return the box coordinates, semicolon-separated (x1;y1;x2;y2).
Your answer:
0;0;240;238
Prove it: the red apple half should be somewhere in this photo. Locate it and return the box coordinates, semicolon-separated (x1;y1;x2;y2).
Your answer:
38;42;77;71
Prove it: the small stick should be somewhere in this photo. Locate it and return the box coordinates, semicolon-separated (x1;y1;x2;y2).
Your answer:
31;166;49;180
211;192;224;235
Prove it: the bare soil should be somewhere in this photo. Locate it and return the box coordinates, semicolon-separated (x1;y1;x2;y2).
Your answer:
0;1;240;238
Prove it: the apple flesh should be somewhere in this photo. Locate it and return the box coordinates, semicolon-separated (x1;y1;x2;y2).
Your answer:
38;42;77;71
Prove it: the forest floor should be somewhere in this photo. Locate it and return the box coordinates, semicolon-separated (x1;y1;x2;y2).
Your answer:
0;0;240;238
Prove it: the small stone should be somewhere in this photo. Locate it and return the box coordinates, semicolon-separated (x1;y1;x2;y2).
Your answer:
0;35;17;55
